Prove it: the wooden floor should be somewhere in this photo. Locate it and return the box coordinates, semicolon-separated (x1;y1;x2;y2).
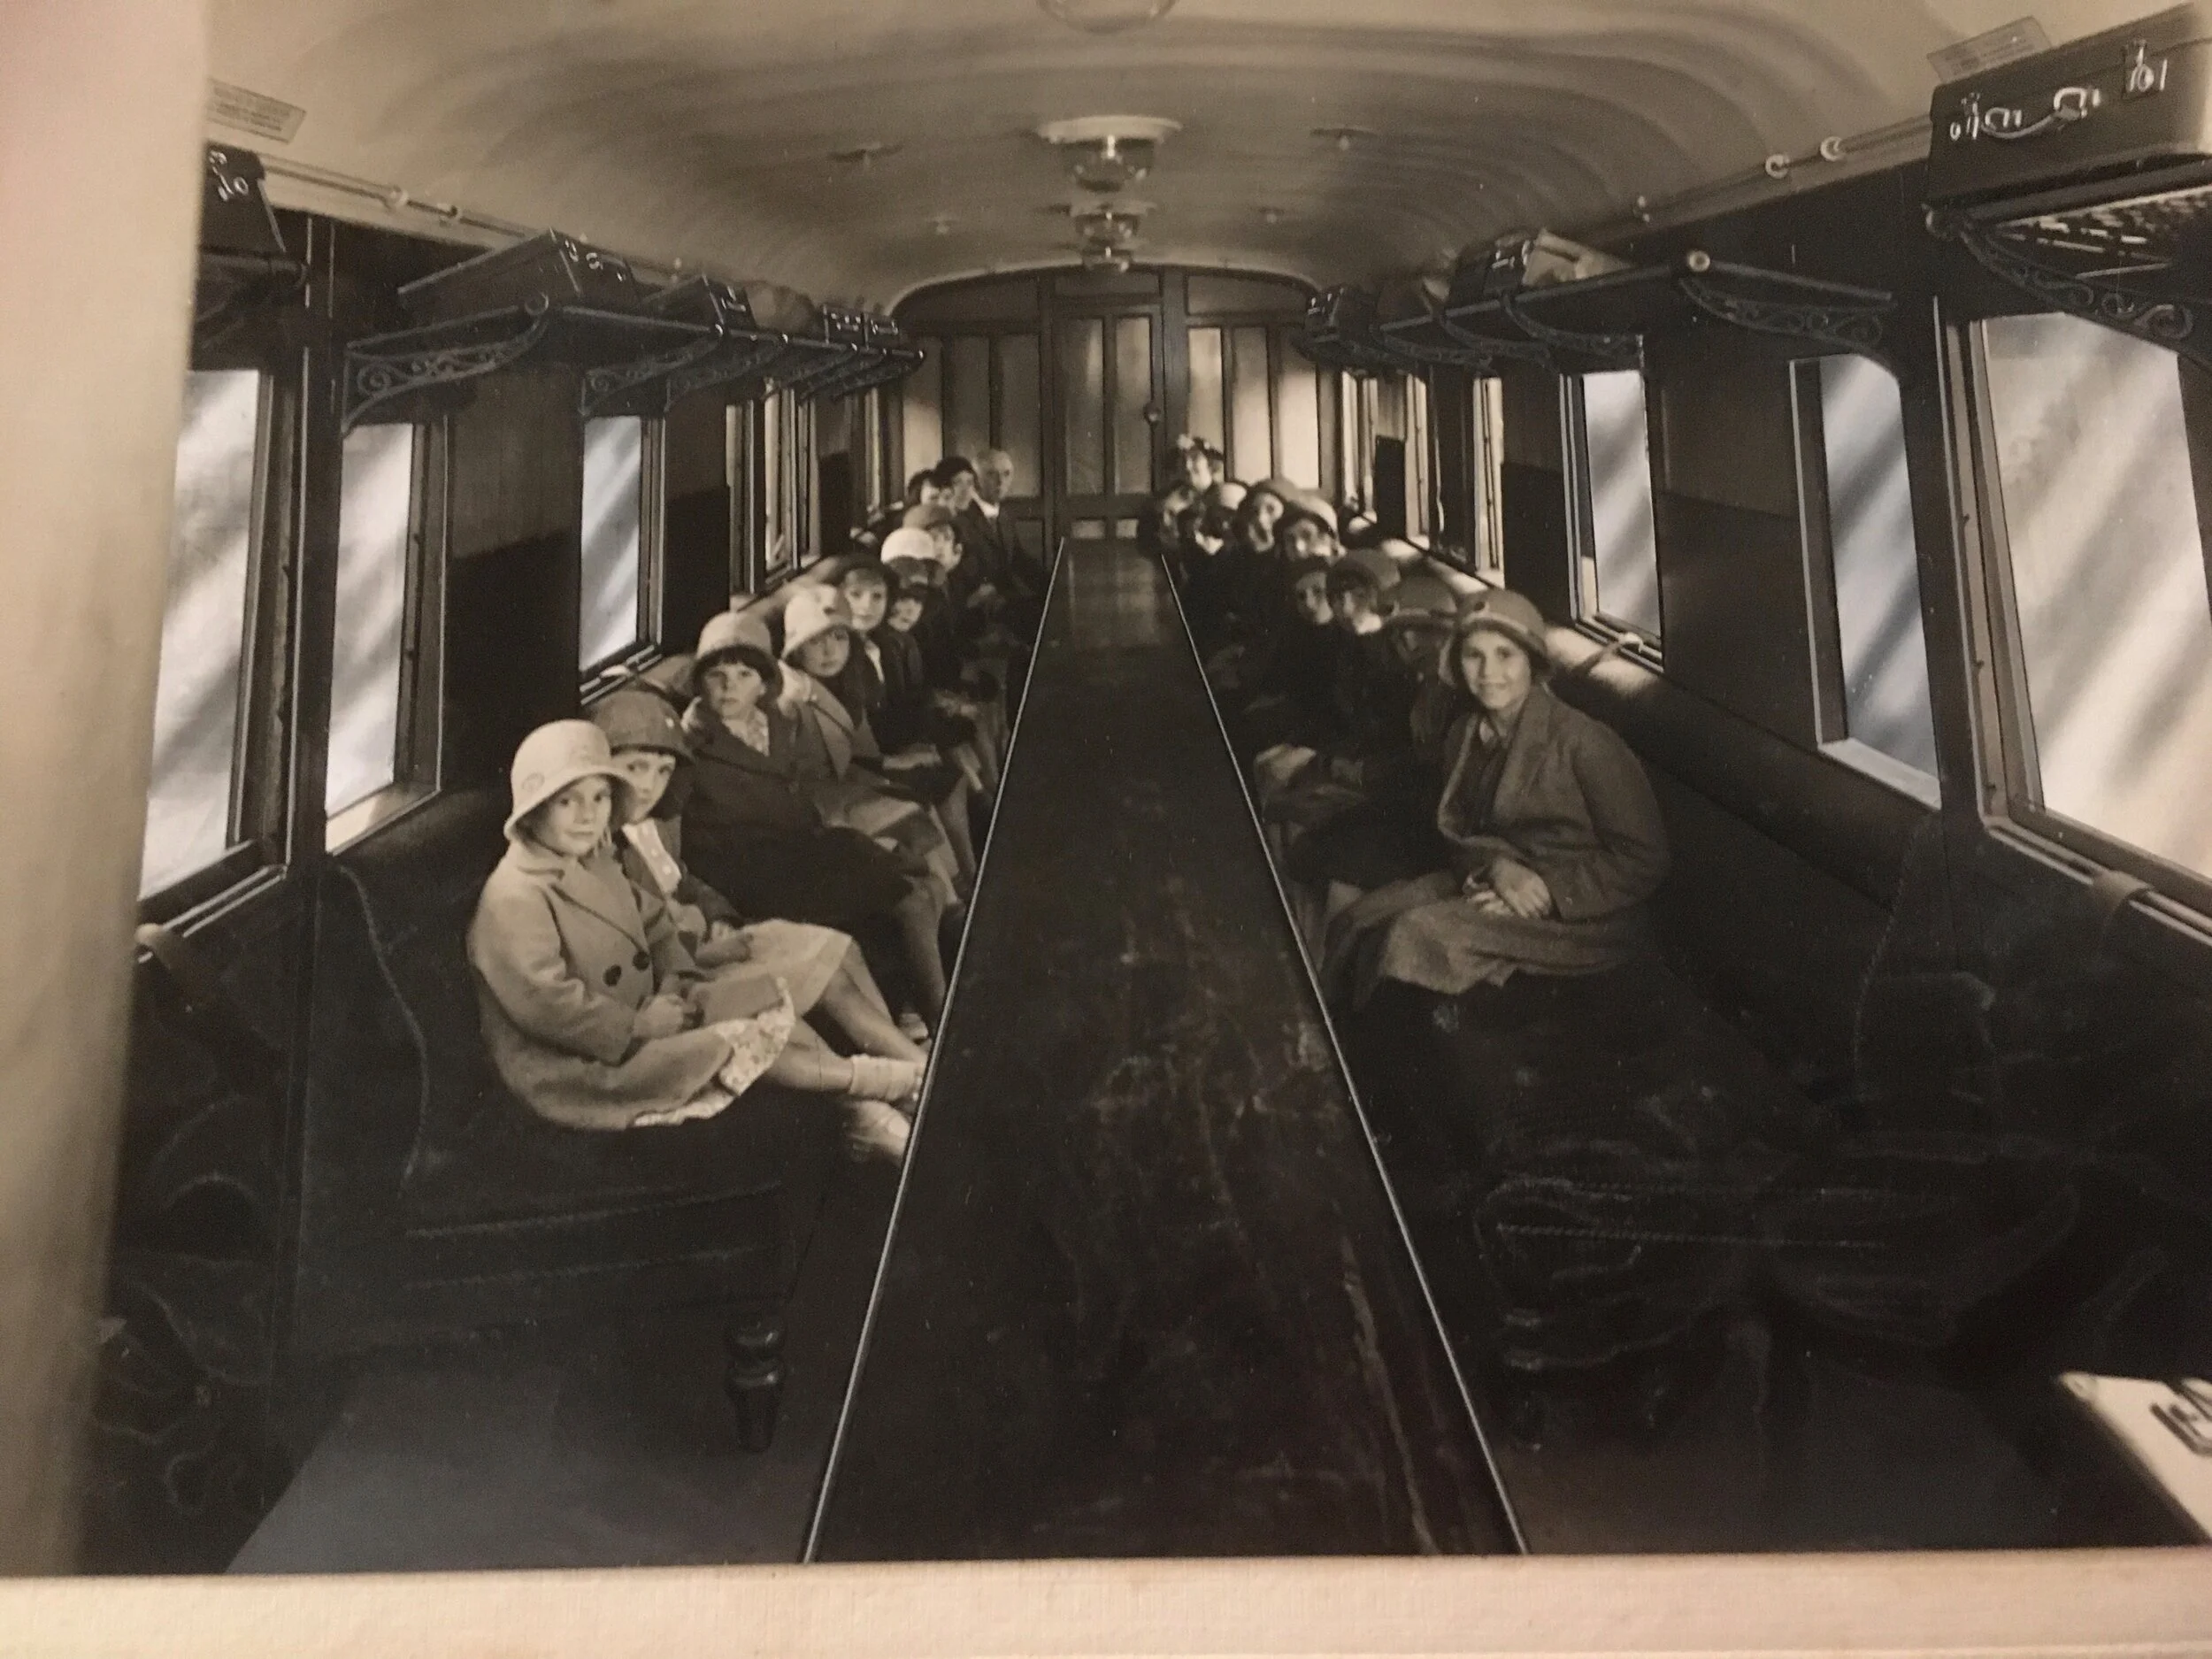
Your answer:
807;541;1515;1561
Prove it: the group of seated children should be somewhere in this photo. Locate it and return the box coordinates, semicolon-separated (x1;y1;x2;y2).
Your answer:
466;450;1041;1164
1156;434;1672;1041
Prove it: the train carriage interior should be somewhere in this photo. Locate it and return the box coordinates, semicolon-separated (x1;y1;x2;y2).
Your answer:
31;0;2212;1587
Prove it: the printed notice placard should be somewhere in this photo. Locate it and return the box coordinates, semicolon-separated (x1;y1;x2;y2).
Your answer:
209;81;305;144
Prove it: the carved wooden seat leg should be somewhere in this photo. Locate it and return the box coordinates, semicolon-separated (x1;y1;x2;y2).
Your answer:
724;1316;787;1452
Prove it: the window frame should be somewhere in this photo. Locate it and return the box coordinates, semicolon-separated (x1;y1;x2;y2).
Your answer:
1425;374;1507;580
1560;371;1665;667
137;365;296;926
323;417;450;853
578;414;666;688
1405;369;1437;549
1950;309;2212;921
1788;356;1942;810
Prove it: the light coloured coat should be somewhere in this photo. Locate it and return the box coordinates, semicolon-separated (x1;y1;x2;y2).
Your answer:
467;835;730;1131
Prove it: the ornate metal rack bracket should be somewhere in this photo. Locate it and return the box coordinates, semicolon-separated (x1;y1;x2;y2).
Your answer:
342;306;554;433
1676;254;1892;358
1378;320;1506;373
1932;206;2212;372
579;334;726;420
664;334;790;410
1501;293;1642;370
1438;311;1555;372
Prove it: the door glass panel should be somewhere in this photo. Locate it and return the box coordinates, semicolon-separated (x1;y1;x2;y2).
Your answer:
1112;315;1154;495
902;339;944;486
1187;326;1225;457
1000;333;1041;496
947;335;991;463
1230;326;1272;483
1278;342;1322;489
1061;319;1107;496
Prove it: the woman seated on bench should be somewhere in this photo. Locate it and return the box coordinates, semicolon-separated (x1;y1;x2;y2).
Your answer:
1325;588;1670;1010
467;720;919;1158
678;611;956;1025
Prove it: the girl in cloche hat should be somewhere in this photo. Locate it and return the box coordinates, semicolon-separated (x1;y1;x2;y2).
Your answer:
467;719;920;1157
590;687;928;1076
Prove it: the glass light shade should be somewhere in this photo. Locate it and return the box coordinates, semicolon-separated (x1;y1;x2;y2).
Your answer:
1039;0;1177;35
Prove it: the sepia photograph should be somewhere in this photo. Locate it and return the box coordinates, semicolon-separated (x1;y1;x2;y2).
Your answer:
3;0;2212;1652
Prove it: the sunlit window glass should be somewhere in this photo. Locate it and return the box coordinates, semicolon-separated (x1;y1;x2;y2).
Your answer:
326;424;416;816
580;416;644;670
762;395;789;575
1579;370;1662;639
142;370;262;897
1984;313;2212;880
1818;357;1937;777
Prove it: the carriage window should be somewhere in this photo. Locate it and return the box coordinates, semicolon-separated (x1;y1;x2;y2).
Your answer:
1980;313;2212;886
1471;377;1506;580
580;415;654;672
1803;356;1939;795
1566;370;1663;647
1406;372;1436;546
326;425;416;824
141;369;265;899
325;422;443;849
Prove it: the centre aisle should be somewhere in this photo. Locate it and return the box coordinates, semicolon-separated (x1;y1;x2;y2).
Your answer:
807;541;1516;1560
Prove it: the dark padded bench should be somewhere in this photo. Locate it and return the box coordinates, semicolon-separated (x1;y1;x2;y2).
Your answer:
287;786;839;1439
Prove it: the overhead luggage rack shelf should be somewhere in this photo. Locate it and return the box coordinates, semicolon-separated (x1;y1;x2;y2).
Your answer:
1294;287;1407;376
791;307;926;403
1672;254;1897;357
1375;307;1504;370
345;302;715;432
1930;162;2212;367
1427;257;1896;375
1923;4;2212;367
1497;265;1663;368
584;277;793;419
343;232;716;431
196;145;306;357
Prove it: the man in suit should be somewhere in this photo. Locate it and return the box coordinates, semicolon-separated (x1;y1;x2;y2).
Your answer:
949;449;1043;638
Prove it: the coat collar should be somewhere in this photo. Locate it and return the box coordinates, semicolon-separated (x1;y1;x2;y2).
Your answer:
499;836;649;948
687;700;788;773
1438;684;1563;846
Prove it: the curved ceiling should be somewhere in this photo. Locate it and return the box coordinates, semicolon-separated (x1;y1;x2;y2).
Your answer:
210;0;2144;308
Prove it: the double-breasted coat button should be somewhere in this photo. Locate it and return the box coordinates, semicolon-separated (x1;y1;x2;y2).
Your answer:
603;966;622;987
634;950;650;971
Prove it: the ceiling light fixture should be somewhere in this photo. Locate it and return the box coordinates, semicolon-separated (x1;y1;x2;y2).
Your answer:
1257;205;1286;226
1038;0;1177;35
1037;115;1181;194
1072;204;1146;249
